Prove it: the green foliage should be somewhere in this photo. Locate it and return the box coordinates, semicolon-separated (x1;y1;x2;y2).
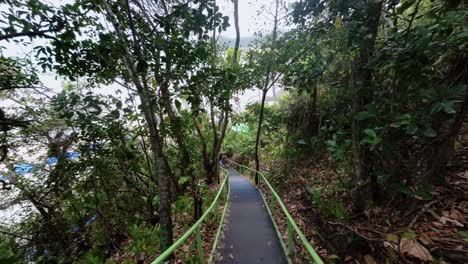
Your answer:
81;251;104;264
278;0;468;201
128;225;160;257
307;188;349;221
326;132;352;161
0;57;38;89
0;236;22;264
225;101;286;160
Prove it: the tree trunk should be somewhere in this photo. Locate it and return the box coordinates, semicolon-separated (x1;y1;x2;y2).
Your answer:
254;89;268;184
418;52;468;183
139;100;174;252
193;195;203;220
204;159;218;185
306;80;319;138
100;1;174;255
351;0;383;207
232;0;240;65
159;80;192;192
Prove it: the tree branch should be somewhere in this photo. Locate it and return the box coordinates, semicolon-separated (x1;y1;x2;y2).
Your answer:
0;29;59;41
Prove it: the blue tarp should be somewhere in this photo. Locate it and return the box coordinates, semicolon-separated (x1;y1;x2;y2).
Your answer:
14;152;80;176
14;164;34;175
46;156;58;164
46;151;80;164
0;175;10;182
85;215;97;226
72;215;97;233
64;151;80;160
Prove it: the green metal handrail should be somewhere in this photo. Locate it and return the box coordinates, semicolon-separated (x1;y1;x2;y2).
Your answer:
151;167;230;264
228;160;324;264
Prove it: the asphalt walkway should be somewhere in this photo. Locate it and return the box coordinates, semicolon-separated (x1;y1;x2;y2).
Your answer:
215;167;287;264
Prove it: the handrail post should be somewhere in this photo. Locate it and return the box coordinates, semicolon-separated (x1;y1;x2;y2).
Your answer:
226;182;230;199
287;219;294;257
225;180;229;197
195;226;204;263
213;200;219;223
269;196;275;215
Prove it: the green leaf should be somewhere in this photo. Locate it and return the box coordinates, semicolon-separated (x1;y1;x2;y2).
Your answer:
397;1;413;14
406;125;418;135
366;104;377;115
355;111;372;120
441;101;456;114
423;128;437;138
326;140;337;147
414;191;432;201
178;176;190;185
430;103;442;113
364;128;377;138
458;231;468;242
385;233;399;242
401;232;417;239
399;114;412;122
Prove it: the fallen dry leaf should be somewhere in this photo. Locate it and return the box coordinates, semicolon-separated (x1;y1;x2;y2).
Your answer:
400;238;433;262
449;208;464;222
439;216;464;227
364;254;377;264
384;241;398;251
458;171;468;180
439;215;448;224
418;233;433;245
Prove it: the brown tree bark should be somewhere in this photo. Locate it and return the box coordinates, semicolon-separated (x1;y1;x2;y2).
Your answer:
418;52;468;183
351;0;383;207
305;80;319;138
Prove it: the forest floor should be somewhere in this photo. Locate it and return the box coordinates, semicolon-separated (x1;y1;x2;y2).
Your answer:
261;135;468;263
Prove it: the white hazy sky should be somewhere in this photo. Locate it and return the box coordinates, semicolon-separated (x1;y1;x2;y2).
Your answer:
220;0;271;37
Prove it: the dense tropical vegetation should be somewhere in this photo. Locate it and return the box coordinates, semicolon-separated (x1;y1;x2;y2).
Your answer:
0;0;466;263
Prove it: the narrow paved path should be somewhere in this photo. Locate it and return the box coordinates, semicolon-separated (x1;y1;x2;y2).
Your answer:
215;167;287;264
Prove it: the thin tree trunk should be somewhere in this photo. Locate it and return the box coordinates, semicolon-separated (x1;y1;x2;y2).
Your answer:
306;80;318;138
351;0;383;207
232;0;240;65
254;89;268;184
159;81;192;190
100;0;174;254
254;0;279;183
418;52;468;183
